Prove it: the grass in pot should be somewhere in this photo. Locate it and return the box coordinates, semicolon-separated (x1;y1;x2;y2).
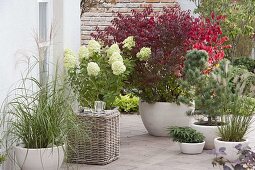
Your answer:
214;96;255;162
2;61;85;170
168;126;205;154
209;58;255;161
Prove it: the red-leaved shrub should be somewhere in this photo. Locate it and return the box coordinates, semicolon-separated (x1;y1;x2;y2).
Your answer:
92;6;231;102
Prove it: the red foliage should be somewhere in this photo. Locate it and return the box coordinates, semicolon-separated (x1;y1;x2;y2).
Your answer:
92;6;230;85
187;13;231;64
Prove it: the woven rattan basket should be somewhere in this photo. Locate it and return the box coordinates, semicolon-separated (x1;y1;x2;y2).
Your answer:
67;110;120;165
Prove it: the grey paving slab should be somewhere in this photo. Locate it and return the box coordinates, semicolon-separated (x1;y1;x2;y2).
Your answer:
63;114;255;170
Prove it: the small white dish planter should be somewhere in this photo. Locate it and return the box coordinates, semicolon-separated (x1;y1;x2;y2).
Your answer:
179;141;205;154
14;145;65;170
139;101;194;136
191;123;219;150
214;137;249;162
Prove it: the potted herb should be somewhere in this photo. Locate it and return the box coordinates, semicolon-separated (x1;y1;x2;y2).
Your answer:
168;126;205;154
3;64;83;170
92;7;229;136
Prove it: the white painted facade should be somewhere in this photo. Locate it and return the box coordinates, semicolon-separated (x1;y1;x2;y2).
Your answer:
0;0;80;169
0;0;80;109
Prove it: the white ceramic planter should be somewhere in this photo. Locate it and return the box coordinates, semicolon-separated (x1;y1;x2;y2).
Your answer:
191;123;219;150
179;141;205;154
214;137;249;162
139;101;194;136
14;145;64;170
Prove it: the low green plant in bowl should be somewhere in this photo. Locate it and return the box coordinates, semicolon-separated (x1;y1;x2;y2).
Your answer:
168;126;205;143
113;94;139;113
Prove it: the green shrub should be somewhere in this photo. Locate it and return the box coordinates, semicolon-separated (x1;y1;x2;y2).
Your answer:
113;94;139;113
233;57;255;73
168;126;205;143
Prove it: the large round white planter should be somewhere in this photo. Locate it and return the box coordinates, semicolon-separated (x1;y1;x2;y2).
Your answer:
191;123;219;150
14;145;64;170
214;138;249;162
139;101;194;136
179;141;205;154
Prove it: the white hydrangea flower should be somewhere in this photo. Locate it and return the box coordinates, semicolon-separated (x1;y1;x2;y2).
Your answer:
106;44;120;57
79;46;90;60
122;36;135;50
109;52;123;65
64;49;77;69
136;47;151;61
111;61;126;75
87;40;101;54
87;62;100;76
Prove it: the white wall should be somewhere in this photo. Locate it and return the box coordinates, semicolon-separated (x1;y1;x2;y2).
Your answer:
63;0;81;52
0;0;39;107
0;0;81;169
0;0;81;104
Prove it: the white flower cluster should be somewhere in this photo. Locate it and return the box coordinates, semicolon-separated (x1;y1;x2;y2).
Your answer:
64;49;77;69
123;36;135;50
87;40;101;54
111;61;126;76
136;47;151;61
106;44;126;75
109;52;123;65
79;46;90;61
106;44;120;57
87;62;100;76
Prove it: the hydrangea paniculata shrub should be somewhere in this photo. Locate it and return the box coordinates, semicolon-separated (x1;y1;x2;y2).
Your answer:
64;38;151;108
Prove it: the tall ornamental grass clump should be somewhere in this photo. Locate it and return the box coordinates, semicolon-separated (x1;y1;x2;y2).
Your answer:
2;60;84;149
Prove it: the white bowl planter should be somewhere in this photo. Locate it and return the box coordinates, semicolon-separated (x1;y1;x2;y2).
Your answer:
191;123;219;150
14;145;64;170
214;137;249;162
139;101;194;136
179;141;205;154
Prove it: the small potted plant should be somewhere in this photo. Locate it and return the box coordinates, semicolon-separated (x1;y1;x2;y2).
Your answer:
214;96;255;162
209;59;255;162
168;126;205;154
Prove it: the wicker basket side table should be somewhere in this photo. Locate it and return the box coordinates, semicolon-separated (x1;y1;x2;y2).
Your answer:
67;110;120;165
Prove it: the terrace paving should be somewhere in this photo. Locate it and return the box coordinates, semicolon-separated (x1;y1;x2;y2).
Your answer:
64;114;255;170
